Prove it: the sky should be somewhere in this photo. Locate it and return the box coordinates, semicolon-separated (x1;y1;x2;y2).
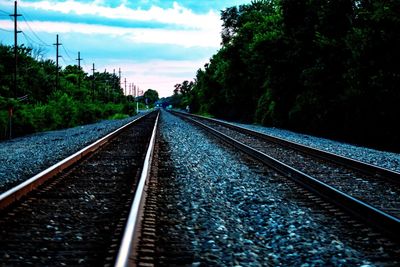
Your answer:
0;0;252;97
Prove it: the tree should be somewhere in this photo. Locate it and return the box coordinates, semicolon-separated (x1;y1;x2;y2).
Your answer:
182;0;400;151
143;89;159;105
0;43;136;139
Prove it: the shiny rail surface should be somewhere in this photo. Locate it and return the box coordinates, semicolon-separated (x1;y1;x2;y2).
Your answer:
0;111;159;266
171;111;400;238
0;112;153;210
172;111;400;182
114;112;159;267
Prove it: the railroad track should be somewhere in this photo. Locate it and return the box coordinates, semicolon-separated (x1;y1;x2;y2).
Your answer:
0;111;159;266
170;110;400;238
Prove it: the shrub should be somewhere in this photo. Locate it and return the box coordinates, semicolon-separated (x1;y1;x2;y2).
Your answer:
0;110;8;139
76;102;103;125
108;113;129;120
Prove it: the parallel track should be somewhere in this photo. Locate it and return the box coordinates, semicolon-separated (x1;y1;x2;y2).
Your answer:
170;110;400;238
0;111;159;266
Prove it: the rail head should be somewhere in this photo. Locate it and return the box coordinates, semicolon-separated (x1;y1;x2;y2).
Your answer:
0;111;155;210
173;112;400;238
170;110;400;183
114;112;159;267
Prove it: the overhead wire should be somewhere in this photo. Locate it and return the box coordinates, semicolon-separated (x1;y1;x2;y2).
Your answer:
0;12;13;33
21;15;52;47
82;59;91;72
2;5;120;81
21;6;78;67
0;9;10;15
0;27;13;32
21;31;36;45
61;44;75;64
61;55;69;66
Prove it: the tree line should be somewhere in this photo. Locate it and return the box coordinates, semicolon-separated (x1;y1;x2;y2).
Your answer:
173;0;400;152
0;44;137;139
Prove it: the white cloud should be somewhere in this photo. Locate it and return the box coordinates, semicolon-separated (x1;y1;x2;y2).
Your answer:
0;0;221;97
94;59;207;97
0;19;220;47
18;0;220;31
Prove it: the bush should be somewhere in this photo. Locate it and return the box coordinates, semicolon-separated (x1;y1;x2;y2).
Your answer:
13;105;35;134
108;113;129;120
76;102;103;125
0;94;137;139
102;102;124;118
0;110;8;139
122;102;137;116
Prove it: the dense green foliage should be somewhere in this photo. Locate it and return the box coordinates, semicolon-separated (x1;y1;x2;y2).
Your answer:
177;0;400;151
142;89;159;106
0;44;137;139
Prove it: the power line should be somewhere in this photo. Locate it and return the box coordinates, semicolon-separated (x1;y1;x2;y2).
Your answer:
21;15;51;47
61;44;74;63
53;34;61;90
61;55;68;66
21;31;35;45
0;27;13;32
82;59;91;71
21;31;48;48
0;9;9;15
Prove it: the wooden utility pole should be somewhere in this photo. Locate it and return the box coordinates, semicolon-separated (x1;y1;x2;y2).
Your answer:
10;0;21;98
8;1;21;139
53;34;62;90
118;68;122;90
91;63;96;100
113;69;116;102
124;78;127;96
76;51;82;90
76;51;82;69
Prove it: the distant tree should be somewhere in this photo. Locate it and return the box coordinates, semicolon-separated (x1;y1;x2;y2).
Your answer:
174;80;194;96
143;89;159;105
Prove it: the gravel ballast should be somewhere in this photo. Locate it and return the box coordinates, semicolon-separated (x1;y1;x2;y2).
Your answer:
158;110;399;266
226;120;400;172
0;112;148;193
1;109;399;265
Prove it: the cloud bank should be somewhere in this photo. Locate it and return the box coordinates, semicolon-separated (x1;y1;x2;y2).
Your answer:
0;0;251;97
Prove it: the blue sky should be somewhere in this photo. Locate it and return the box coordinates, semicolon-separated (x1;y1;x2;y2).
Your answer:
0;0;252;97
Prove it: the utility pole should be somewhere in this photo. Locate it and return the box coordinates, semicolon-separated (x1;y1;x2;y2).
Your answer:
92;63;96;101
103;69;107;102
76;51;82;69
10;0;21;98
135;85;139;113
113;69;116;102
53;34;62;90
8;1;21;139
118;68;122;89
113;69;116;90
124;78;127;96
76;51;82;90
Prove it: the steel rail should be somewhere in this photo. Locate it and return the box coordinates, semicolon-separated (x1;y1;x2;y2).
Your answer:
170;111;400;183
114;112;159;267
0;112;154;210
173;112;400;237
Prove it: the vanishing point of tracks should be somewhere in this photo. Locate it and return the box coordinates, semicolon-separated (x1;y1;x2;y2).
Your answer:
0;111;159;266
171;111;400;238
